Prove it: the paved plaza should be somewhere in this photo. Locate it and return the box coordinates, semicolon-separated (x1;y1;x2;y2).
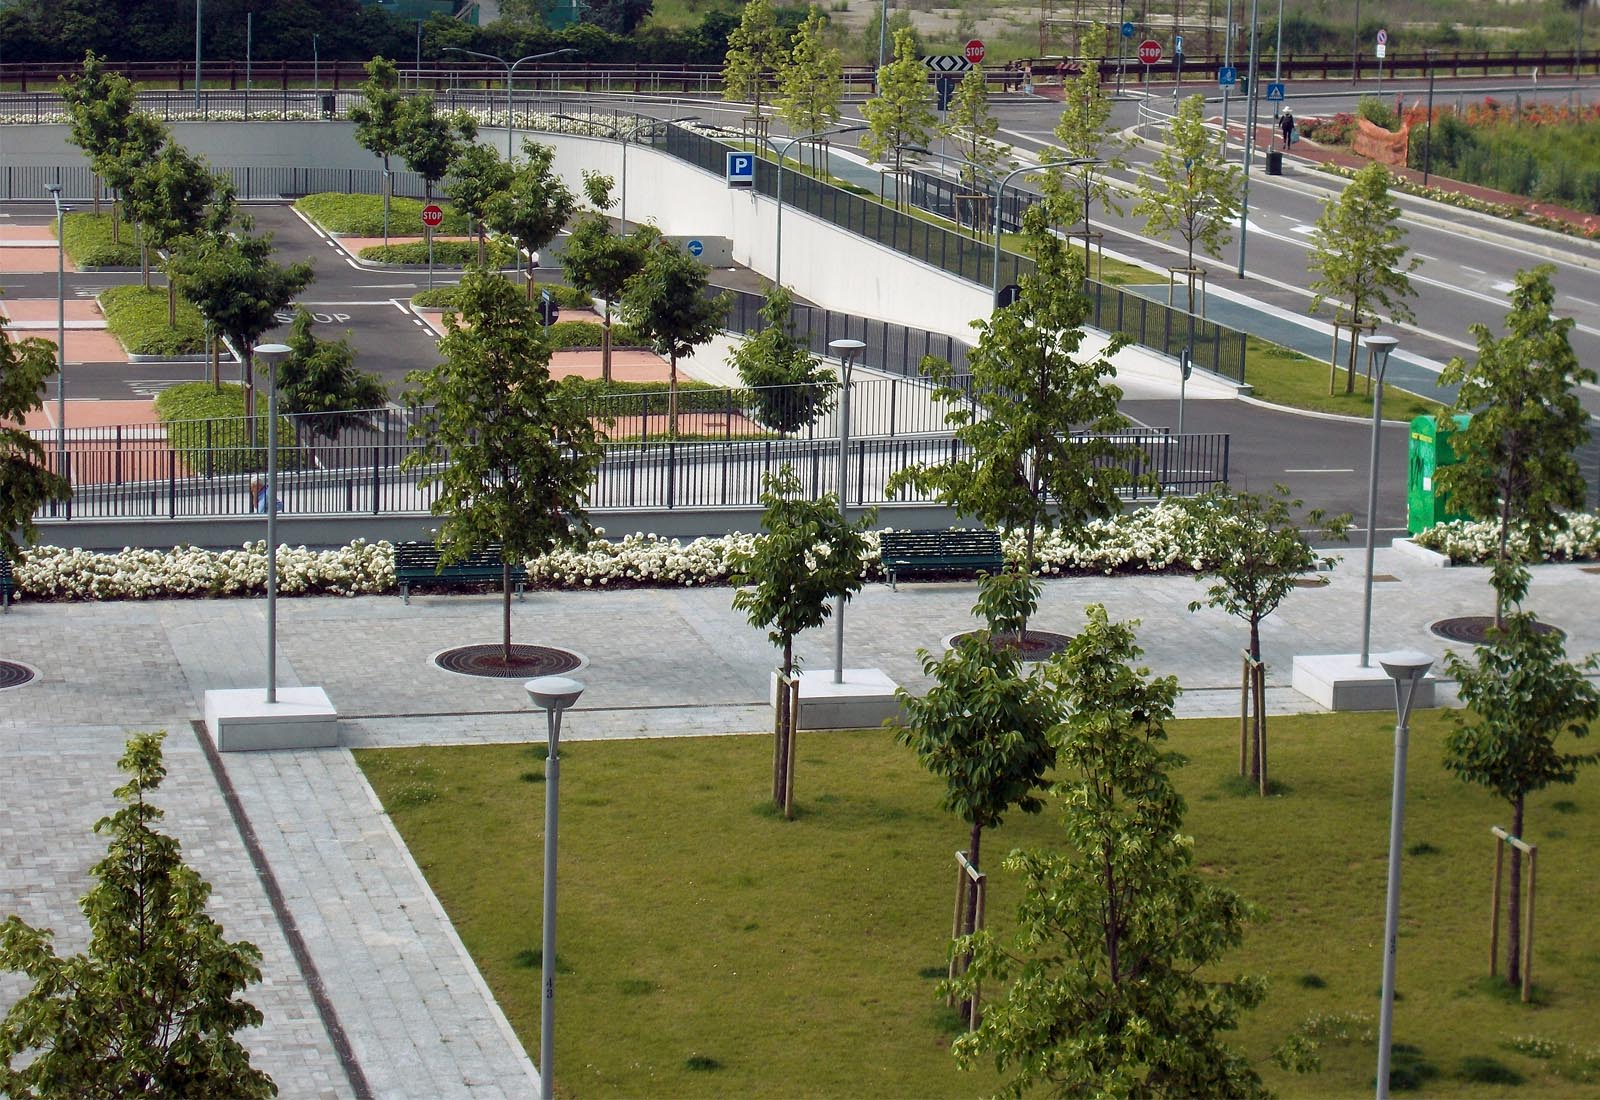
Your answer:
2;548;1597;1095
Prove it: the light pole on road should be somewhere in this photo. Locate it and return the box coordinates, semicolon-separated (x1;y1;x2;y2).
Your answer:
827;339;866;685
443;47;579;160
991;158;1097;299
253;342;293;705
1358;334;1399;669
46;184;68;478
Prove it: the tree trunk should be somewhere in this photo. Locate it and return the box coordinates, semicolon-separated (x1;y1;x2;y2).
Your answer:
112;192;121;244
775;638;794;810
1249;617;1264;783
668;354;680;437
167;277;177;328
601;302;613;384
1495;494;1513;629
1507;795;1525;987
502;560;513;662
957;819;984;1022
477;219;487;267
1344;312;1360;394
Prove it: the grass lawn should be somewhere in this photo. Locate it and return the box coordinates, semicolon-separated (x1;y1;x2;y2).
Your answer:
293;192;473;237
1243;336;1443;421
99;284;206;356
357;711;1600;1098
59;210;142;267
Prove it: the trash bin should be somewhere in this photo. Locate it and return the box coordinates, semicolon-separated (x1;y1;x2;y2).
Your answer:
321;94;336;119
1407;414;1473;534
1266;149;1283;175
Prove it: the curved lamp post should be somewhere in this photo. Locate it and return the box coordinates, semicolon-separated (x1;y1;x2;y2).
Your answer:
526;675;584;1100
1358;333;1399;668
775;124;868;288
443;47;579;160
1375;650;1433;1100
827;338;866;684
991;158;1098;298
253;342;293;705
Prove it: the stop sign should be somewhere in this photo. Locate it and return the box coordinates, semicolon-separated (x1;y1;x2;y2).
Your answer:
420;203;444;229
1137;39;1163;65
964;39;986;65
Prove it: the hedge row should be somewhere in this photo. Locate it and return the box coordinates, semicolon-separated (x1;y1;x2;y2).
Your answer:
99;285;205;356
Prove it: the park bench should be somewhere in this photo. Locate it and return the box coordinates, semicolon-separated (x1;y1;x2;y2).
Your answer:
878;529;1005;591
1;555;13;612
394;541;528;605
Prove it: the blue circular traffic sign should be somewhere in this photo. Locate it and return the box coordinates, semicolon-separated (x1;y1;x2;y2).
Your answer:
1121;20;1135;37
687;239;704;257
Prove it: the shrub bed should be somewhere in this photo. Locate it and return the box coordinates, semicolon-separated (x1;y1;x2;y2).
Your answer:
1411;512;1600;563
60;210;142;267
358;241;517;266
556;376;736;413
413;283;594;310
153;382;298;475
294;193;472;236
544;320;647;348
99;285;205;356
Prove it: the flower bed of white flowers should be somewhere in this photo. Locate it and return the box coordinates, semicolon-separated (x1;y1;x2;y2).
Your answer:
1410;511;1600;564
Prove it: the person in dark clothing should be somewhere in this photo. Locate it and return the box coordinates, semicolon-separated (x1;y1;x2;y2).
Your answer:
1279;110;1295;148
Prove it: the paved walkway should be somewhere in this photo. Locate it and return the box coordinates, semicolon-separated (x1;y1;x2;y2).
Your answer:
2;547;1597;1094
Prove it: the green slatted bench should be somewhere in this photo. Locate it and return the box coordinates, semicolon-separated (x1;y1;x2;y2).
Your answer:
1;555;13;613
878;530;1005;591
394;542;527;605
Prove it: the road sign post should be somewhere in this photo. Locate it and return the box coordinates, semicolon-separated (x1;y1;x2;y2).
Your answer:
1137;39;1162;96
1376;29;1389;94
422;203;443;292
964;39;985;65
726;151;754;188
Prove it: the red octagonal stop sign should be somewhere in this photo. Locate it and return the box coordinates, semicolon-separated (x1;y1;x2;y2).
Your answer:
964;39;985;65
1137;39;1163;65
421;203;444;229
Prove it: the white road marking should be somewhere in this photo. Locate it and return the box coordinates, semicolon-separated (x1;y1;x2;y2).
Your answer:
1284;467;1355;473
1461;265;1484;275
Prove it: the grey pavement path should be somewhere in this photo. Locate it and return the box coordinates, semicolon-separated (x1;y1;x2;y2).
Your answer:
3;548;1599;1094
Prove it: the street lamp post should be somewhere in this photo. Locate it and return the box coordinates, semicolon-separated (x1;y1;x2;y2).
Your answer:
443;48;579;161
991;158;1097;299
46;185;68;479
1423;50;1439;187
312;34;319;97
1375;650;1434;1100
1237;0;1262;278
826;339;866;685
253;342;293;705
1359;334;1399;668
775;125;868;287
193;0;202;111
526;675;586;1100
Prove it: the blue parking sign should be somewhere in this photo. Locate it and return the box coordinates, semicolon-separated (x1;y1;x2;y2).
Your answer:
1218;65;1237;87
726;151;755;188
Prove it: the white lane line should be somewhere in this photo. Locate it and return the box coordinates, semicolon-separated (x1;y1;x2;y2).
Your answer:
1284;467;1356;473
1461;265;1484;275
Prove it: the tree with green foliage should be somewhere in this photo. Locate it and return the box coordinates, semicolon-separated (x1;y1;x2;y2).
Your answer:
898;570;1058;1011
1185;484;1349;789
277;308;387;445
1047;23;1124;262
395;94;477;202
1307;162;1418;394
721;0;787;145
949;605;1269;1099
0;732;277;1100
484;140;577;299
444;141;514;267
0;315;71;559
887;206;1132;641
1133;93;1243;314
57;51;147;227
732;464;875;818
404;269;603;661
1444;608;1600;989
168;227;313;409
776;6;844;173
349;56;408;246
123;143;226;319
941;65;1010;231
620;238;729;436
1436;266;1598;625
729;285;836;434
862;27;937;206
579;0;654;36
559;173;655;382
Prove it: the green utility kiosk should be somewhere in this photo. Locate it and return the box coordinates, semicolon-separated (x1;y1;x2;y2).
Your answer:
1407;414;1472;534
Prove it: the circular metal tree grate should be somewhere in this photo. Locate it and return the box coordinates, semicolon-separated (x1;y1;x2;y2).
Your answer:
1429;616;1563;646
433;644;584;680
947;630;1074;662
0;661;38;690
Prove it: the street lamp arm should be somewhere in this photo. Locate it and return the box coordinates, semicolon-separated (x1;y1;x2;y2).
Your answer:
442;46;509;70
992;157;1103;297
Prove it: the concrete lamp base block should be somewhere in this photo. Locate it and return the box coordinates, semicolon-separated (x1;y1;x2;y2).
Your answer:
770;668;902;730
204;687;340;752
1291;654;1437;713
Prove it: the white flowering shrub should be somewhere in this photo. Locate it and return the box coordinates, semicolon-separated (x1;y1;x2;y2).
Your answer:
15;540;393;601
1413;512;1600;564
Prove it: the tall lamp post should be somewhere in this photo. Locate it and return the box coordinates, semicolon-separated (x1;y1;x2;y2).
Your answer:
991;158;1096;298
46;185;68;477
1375;650;1434;1100
525;675;585;1100
193;0;202;110
1422;50;1439;187
827;339;865;685
1358;334;1399;668
253;342;293;705
775;124;868;287
312;34;320;96
443;47;579;160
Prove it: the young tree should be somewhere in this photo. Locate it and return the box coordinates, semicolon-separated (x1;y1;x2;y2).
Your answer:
0;732;277;1100
168;227;314;412
403;269;603;661
0;316;71;559
620;238;729;436
444;141;514;267
1307;162;1419;394
729;284;836;435
349;56;408;246
59;51;163;235
1132;94;1243;314
395;93;477;202
559;174;656;382
1047;22;1124;264
483;140;577;300
721;0;786;145
731;464;875;818
941;65;1009;231
277;308;388;445
1444;610;1600;988
776;6;844;173
949;606;1269;1099
887;206;1132;641
1436;266;1597;625
1185;485;1349;789
862;27;937;206
123;143;224;317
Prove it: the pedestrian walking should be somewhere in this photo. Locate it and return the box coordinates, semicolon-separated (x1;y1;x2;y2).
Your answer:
1279;110;1295;149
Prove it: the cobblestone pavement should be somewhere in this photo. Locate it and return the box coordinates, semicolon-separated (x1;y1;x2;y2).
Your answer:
2;549;1597;1095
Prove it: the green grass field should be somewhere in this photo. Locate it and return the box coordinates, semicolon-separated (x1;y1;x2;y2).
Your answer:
1243;336;1443;420
357;711;1600;1098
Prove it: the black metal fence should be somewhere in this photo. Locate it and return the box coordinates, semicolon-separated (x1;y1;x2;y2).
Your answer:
721;287;971;379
